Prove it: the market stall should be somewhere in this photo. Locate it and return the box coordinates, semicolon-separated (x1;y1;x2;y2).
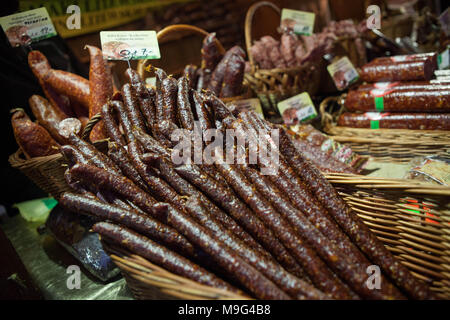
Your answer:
1;0;449;302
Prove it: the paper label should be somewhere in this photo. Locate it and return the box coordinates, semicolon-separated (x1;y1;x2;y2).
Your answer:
364;112;390;121
438;47;449;70
373;81;399;89
326;56;359;90
439;7;449;36
227;98;264;119
0;7;57;47
278;92;317;126
280;9;315;36
100;31;160;60
145;77;156;88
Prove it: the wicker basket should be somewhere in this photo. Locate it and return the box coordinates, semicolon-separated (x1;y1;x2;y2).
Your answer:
136;24;252;103
244;1;321;119
320;95;450;163
101;175;450;300
8;114;107;200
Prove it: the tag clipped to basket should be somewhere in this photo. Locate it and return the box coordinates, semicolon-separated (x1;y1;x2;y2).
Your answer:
280;8;315;36
277;92;317;126
100;30;161;60
227;98;264;119
0;7;57;47
327;56;360;91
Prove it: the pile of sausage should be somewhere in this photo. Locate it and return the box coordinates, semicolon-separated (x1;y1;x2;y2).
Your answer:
11;46;114;159
249;19;366;69
340;53;450;130
183;33;246;98
47;62;436;299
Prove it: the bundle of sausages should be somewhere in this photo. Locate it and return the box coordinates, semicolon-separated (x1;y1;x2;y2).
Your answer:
183;33;245;98
52;63;435;299
340;53;450;130
11;47;115;159
249;19;366;69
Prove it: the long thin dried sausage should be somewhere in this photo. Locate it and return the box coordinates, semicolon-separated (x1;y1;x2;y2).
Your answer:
93;222;238;293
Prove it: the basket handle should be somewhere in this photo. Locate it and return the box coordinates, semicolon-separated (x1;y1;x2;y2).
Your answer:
81;113;102;141
244;1;281;71
137;24;226;79
319;94;346;131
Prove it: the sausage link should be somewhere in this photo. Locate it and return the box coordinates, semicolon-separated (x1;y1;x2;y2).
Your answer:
86;45;113;142
183;196;328;299
214;160;354;300
69;164;158;216
173;164;304;278
101;101;126;146
11;109;59;159
201;33;223;72
43;69;90;108
177;77;195;130
121;83;147;132
276;126;436;300
154;203;291;300
28;50;74;117
29;95;68;144
60;192;195;257
161;76;179;125
93;222;238;293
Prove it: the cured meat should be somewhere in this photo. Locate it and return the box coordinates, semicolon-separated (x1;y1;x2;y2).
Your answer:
338;113;450;130
345;88;450;112
360;60;436;82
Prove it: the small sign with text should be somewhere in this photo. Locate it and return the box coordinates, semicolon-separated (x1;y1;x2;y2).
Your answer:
100;30;161;60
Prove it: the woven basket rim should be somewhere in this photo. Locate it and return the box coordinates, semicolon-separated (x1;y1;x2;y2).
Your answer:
101;240;251;300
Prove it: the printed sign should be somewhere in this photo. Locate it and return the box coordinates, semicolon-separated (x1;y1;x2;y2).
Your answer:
100;31;160;60
280;9;315;36
327;56;359;90
227;98;264;119
438;47;449;70
0;7;57;47
277;92;317;126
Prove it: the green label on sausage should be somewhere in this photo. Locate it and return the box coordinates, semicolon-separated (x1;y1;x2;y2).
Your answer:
370;120;380;129
374;97;384;111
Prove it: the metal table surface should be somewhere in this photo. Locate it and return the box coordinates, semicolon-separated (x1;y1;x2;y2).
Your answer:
1;215;134;300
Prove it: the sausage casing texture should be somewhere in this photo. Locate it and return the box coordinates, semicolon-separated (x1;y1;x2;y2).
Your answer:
161;77;179;125
86;45;113;142
60;192;195;257
153;203;291;300
337;112;450;130
101;101;126;146
69;164;158;217
183;196;328;299
177;77;195;130
68;133;121;174
43;69;90;108
275;126;435;300
29;95;68;144
345;88;450;112
184;64;198;89
93;222;239;293
360;59;435;82
28;50;74;117
121;83;147;133
144;154;269;258
220;53;245;98
174;164;305;278
201;33;223;72
11;109;59;158
214;160;354;300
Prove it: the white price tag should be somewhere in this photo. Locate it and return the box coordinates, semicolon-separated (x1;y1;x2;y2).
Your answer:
327;56;359;90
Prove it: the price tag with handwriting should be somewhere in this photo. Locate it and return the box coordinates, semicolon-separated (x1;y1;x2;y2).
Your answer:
100;31;161;60
0;7;57;47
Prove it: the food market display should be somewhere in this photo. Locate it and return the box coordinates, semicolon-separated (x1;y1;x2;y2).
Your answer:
2;0;450;304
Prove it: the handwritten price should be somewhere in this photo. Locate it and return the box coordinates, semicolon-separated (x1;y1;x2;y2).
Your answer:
119;48;154;59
